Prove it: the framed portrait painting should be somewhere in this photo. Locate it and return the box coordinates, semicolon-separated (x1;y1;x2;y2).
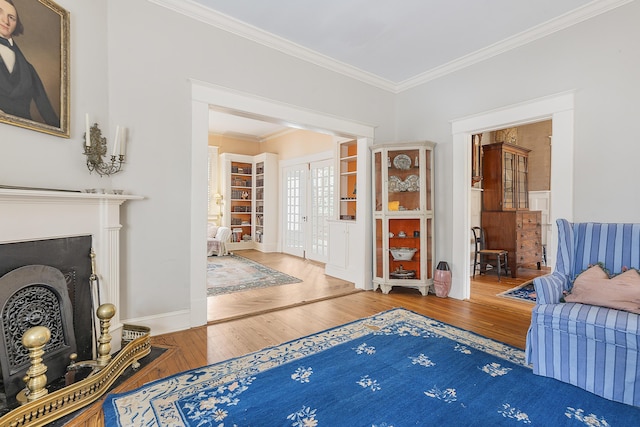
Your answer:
0;0;69;137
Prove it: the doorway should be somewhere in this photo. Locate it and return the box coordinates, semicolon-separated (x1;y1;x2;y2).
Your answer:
451;92;575;301
190;82;374;328
469;121;553;279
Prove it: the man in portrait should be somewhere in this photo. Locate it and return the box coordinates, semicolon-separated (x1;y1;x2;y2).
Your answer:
0;0;60;127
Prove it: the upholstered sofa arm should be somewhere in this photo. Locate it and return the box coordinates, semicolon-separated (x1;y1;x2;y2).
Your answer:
533;272;569;304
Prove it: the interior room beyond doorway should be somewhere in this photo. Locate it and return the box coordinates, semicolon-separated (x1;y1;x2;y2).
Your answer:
469;120;552;312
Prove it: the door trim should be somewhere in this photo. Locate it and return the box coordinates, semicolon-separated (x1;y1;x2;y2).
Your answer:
450;91;574;300
189;81;374;328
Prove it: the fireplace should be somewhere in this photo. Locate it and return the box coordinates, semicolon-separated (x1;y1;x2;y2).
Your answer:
0;237;96;402
0;187;140;402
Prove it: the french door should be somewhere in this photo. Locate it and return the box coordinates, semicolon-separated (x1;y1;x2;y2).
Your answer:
282;164;306;258
282;159;334;262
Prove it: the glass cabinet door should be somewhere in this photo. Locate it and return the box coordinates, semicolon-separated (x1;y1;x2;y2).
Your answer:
387;149;420;212
388;218;421;280
374;151;383;212
502;151;515;209
425;217;433;279
374;218;383;280
516;154;529;209
424;149;432;212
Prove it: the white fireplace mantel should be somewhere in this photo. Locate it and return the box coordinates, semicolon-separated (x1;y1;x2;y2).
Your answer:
0;187;142;351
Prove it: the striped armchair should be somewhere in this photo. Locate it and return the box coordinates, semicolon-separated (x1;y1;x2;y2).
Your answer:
525;219;640;406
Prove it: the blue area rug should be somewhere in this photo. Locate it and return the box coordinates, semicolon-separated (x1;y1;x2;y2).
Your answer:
103;308;640;426
207;254;302;296
498;280;537;303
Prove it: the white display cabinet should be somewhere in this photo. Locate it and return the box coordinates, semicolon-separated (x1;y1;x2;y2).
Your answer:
371;141;435;295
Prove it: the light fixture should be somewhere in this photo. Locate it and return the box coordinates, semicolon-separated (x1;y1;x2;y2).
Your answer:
83;115;126;176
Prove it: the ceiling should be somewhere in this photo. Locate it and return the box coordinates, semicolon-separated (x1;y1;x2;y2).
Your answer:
163;0;627;138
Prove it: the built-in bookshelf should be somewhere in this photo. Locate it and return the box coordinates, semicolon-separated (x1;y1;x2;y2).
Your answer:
220;153;277;252
338;139;358;220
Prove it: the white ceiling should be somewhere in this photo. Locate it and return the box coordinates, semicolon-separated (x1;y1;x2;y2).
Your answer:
160;0;628;138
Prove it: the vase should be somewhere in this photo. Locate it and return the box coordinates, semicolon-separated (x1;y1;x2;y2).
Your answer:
434;261;451;298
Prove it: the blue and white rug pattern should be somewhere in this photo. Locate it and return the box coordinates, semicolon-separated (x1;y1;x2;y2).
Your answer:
103;308;640;426
498;280;537;303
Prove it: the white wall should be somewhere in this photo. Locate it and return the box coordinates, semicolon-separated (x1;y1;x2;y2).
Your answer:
1;1;110;191
106;0;395;330
395;1;640;293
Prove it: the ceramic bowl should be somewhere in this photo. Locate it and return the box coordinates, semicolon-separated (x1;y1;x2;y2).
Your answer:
389;247;417;261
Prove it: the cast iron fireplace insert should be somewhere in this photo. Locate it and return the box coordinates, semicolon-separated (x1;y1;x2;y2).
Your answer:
0;236;94;403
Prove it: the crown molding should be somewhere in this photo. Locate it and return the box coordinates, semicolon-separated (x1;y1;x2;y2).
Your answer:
147;0;397;92
396;0;634;92
150;0;633;94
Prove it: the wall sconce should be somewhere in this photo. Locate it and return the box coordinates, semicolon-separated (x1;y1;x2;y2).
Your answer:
83;114;126;176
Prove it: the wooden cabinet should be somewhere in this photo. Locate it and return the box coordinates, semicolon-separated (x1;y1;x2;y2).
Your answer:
481;142;542;277
220;153;277;252
481;211;543;275
482;142;530;211
371;142;435;295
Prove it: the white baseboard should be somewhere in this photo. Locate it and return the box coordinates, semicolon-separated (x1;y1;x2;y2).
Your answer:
123;309;192;337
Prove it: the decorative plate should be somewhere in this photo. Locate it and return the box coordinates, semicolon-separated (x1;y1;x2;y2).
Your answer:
393;154;411;170
405;174;419;192
390;269;416;279
388;176;402;192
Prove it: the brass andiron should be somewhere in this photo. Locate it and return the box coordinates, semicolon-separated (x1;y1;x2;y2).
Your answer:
83;122;125;176
15;327;51;404
65;303;116;375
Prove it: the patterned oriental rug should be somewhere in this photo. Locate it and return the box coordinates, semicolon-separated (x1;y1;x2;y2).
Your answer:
497;279;537;303
103;308;640;426
207;254;302;296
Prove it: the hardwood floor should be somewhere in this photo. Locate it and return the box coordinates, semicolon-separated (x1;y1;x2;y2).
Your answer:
69;251;549;425
207;250;360;323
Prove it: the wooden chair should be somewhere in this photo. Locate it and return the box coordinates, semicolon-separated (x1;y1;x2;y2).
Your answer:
471;226;509;281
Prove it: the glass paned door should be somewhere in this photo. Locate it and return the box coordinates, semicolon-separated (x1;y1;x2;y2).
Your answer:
307;159;334;263
282;164;306;258
282;160;334;261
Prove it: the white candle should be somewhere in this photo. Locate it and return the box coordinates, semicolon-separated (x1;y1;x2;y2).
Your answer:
85;114;90;146
112;125;120;156
119;127;126;156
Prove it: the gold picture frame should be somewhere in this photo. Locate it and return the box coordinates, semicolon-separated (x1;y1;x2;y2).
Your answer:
0;0;70;138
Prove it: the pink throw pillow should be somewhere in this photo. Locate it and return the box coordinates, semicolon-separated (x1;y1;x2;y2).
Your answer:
565;265;640;314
